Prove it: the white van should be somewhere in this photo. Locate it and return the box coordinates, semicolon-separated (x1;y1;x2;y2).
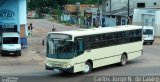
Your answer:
143;26;155;45
0;32;21;56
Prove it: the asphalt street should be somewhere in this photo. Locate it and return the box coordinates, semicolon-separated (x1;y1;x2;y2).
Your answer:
0;19;160;82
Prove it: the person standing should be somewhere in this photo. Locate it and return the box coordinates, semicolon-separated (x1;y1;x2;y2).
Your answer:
28;23;33;46
28;23;33;36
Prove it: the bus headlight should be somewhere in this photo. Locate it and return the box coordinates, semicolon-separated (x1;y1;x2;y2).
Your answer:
63;64;71;68
45;62;53;67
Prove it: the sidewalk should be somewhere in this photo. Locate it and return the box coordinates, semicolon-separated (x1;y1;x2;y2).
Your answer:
154;38;160;45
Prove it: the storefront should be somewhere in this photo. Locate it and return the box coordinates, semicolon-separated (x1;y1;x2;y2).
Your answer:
0;0;27;47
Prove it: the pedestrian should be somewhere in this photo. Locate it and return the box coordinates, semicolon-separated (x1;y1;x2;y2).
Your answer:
52;25;56;31
28;23;33;36
28;23;33;30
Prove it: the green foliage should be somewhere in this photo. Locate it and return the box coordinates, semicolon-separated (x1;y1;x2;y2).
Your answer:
27;0;57;10
54;9;62;16
27;0;103;10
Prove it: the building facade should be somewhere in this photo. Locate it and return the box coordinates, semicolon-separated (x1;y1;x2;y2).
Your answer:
133;8;160;36
63;4;102;28
0;0;27;47
102;0;160;27
103;0;160;12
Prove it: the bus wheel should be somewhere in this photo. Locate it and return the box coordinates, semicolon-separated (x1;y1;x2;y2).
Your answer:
82;62;92;73
120;54;127;66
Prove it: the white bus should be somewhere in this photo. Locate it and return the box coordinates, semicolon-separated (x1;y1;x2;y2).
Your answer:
44;25;143;73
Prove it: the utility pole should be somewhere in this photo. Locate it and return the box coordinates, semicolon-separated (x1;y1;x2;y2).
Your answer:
97;0;101;27
127;0;130;24
109;0;111;12
76;2;80;27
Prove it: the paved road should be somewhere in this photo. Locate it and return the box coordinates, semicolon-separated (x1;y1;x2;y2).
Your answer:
28;19;79;32
0;44;160;82
0;19;160;82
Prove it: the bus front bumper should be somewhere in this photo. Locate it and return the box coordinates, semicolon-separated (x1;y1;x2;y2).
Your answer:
45;65;74;73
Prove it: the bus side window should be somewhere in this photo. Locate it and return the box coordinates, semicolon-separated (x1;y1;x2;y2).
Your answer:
76;38;84;56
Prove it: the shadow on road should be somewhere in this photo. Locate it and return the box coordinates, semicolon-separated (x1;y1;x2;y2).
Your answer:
91;60;140;74
46;60;140;78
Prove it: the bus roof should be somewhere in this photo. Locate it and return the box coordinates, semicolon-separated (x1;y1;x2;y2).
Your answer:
48;25;142;37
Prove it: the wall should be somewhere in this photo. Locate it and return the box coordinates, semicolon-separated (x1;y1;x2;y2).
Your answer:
103;16;116;27
131;0;160;8
133;9;160;36
103;0;160;12
19;0;27;37
155;11;160;36
132;9;142;25
0;0;19;26
0;0;27;47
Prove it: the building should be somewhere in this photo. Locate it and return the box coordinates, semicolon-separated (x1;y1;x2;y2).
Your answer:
133;8;160;36
62;4;101;27
102;0;160;27
103;0;160;12
84;8;102;27
0;0;27;47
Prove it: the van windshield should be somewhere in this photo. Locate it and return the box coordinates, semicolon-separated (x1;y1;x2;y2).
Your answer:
3;37;19;44
143;29;153;35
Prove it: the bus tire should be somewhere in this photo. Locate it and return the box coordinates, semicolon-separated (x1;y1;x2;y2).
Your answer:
150;42;153;45
82;62;92;74
120;54;127;66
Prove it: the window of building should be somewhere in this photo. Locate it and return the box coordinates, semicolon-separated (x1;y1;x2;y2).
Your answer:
137;3;145;8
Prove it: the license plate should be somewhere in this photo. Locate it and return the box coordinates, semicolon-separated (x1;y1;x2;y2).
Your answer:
9;53;14;55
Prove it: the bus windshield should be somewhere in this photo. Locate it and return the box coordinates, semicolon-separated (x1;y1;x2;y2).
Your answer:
143;29;153;35
47;39;74;59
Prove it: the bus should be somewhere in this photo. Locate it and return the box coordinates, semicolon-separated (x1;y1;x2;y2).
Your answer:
44;25;143;73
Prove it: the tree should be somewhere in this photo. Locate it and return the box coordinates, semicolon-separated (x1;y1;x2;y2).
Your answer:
27;0;103;13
